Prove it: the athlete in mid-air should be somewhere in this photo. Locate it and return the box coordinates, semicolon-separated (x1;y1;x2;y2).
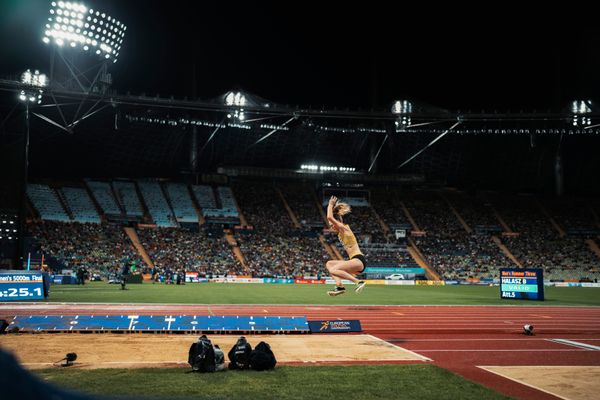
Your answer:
325;195;366;296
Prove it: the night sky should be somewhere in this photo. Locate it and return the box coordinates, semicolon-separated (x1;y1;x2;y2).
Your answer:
1;1;599;111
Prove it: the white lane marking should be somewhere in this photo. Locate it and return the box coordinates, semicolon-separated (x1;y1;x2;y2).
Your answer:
365;334;432;361
418;349;587;352
548;339;600;351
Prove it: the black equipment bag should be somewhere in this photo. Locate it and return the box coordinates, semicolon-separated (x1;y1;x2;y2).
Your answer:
228;336;252;370
250;341;277;371
188;335;216;372
213;345;226;372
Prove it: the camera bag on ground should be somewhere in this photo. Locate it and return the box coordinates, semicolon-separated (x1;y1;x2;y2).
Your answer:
213;345;226;372
228;336;252;370
188;335;216;372
250;341;277;371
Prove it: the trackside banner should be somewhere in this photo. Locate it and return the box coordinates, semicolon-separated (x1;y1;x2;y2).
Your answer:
308;319;362;333
415;280;446;286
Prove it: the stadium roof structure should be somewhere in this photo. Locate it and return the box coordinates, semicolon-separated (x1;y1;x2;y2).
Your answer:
1;77;599;195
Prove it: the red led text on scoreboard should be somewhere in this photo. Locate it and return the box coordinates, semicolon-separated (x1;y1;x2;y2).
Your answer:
501;271;537;277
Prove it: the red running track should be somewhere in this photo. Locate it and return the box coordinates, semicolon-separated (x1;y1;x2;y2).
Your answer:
2;303;600;400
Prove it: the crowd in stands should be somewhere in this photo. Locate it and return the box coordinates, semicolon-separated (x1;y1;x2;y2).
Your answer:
359;243;416;267
371;189;410;229
416;233;511;280
445;192;500;229
238;234;328;278
491;194;599;280
137;228;242;277
27;221;143;277
341;206;387;243
279;183;323;227
25;180;600;282
233;181;328;277
544;198;598;233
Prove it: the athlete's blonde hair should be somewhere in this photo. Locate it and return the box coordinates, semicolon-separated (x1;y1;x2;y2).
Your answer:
333;201;351;222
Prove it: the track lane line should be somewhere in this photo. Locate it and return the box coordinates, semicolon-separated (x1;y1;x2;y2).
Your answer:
364;334;432;361
548;339;600;351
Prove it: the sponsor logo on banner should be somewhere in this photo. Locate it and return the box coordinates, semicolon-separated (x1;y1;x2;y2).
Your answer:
294;279;325;284
581;282;600;288
263;278;294;284
225;278;264;284
308;319;362;333
363;267;425;274
365;279;386;285
325;279;355;285
415;280;446;286
385;280;416;285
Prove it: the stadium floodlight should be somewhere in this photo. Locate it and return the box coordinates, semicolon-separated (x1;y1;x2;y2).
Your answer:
225;91;247;106
300;164;355;173
21;69;48;87
43;1;126;63
571;100;592;114
18;88;42;104
19;69;46;104
392;100;413;114
571;101;593;127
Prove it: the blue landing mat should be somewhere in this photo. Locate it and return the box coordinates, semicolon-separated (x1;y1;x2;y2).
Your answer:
9;315;310;332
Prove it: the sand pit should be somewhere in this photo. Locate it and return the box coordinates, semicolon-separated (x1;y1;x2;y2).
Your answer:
480;366;600;400
0;333;430;369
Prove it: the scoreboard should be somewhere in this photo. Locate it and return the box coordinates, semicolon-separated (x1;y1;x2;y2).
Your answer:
500;268;544;301
0;270;48;301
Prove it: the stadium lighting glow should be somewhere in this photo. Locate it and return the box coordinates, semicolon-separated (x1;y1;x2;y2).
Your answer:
21;69;48;87
225;92;246;106
572;115;592;127
43;1;126;63
231;109;245;121
19;69;46;103
571;101;593;127
392;100;413;114
260;124;290;131
571;100;592;114
300;165;356;173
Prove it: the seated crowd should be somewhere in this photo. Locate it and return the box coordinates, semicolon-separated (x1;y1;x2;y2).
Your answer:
137;228;243;277
27;221;144;278
234;181;328;278
25;184;600;282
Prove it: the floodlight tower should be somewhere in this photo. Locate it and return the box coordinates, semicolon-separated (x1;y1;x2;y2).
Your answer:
40;1;127;131
16;69;48;268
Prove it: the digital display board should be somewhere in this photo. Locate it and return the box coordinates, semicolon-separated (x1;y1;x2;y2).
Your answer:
500;268;544;301
0;270;48;301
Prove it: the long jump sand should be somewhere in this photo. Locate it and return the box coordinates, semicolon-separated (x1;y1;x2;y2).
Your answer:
479;366;600;400
0;333;429;369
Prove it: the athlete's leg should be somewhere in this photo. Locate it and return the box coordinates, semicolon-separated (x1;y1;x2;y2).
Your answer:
325;260;345;286
329;259;363;284
326;260;347;296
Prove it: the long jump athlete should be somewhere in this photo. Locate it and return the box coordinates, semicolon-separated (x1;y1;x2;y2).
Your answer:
325;195;366;296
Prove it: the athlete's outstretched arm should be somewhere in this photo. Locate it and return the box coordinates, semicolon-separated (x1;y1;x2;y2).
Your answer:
327;196;344;231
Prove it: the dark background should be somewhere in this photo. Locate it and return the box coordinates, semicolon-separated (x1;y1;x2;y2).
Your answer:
1;1;599;195
1;1;598;110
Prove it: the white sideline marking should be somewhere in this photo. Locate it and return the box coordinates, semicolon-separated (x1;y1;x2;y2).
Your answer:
22;361;189;366
418;349;587;352
548;339;600;351
365;334;432;361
